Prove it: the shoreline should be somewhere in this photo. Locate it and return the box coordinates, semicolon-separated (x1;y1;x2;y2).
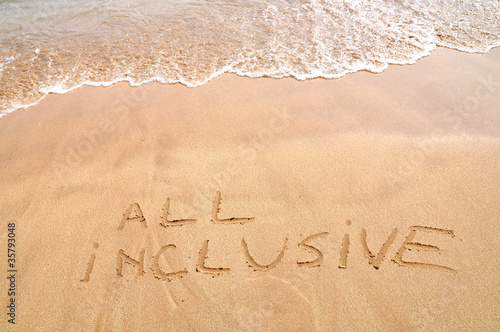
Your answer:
2;45;500;120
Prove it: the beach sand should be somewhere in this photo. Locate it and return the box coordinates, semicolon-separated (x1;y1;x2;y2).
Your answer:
0;47;499;331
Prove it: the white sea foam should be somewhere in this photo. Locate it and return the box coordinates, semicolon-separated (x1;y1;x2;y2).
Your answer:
0;0;499;117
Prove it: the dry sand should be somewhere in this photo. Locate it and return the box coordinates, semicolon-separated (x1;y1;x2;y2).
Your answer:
0;47;499;331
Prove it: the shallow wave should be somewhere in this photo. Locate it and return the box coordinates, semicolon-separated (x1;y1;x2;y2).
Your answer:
0;0;499;116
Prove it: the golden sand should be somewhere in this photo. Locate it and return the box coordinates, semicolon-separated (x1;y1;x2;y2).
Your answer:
0;47;499;330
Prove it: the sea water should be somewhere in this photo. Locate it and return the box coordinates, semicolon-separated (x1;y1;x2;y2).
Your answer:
0;0;499;116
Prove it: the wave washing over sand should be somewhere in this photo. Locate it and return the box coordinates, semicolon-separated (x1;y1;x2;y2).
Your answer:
0;0;499;116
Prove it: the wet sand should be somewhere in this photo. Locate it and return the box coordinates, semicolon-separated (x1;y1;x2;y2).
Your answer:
0;47;499;331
